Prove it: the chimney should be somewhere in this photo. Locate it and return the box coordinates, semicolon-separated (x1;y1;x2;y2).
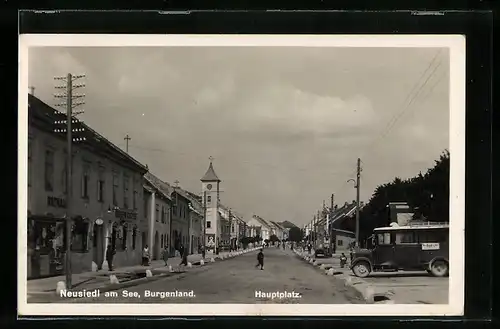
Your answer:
360;201;364;207
344;201;348;207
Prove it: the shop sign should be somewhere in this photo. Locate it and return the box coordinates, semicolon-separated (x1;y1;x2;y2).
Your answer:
47;196;67;208
114;209;137;220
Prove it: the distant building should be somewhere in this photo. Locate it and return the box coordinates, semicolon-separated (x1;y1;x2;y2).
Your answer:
170;187;192;254
246;215;272;241
388;202;414;226
27;95;148;279
143;172;173;259
186;194;203;254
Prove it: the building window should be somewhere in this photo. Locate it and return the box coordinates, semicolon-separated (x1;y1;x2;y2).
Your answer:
207;221;211;228
28;138;33;187
232;225;235;233
155;204;159;222
112;172;119;206
97;177;106;202
81;163;90;199
133;179;138;210
337;239;343;246
207;196;211;203
31;221;65;255
122;225;128;250
161;234;164;248
71;218;89;252
132;227;137;250
143;195;149;218
123;174;129;209
44;149;54;191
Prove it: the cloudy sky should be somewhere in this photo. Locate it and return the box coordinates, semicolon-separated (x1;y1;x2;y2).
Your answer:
28;46;449;226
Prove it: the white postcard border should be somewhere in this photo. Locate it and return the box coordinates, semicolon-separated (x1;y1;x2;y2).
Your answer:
18;34;465;317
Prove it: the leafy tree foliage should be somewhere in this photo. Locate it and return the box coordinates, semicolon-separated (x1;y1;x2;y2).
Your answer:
288;227;303;242
359;150;450;242
269;234;279;242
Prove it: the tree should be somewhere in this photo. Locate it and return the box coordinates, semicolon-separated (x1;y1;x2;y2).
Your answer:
358;150;450;242
288;227;303;242
240;236;252;246
269;234;279;244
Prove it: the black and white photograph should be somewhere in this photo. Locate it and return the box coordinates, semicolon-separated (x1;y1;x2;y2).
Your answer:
18;35;465;316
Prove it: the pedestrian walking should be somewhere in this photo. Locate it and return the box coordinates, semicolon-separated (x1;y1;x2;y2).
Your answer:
162;245;169;266
142;245;150;266
255;248;264;270
307;243;312;255
106;245;116;271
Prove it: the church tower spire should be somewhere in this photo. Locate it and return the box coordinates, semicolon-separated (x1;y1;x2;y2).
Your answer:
201;156;221;182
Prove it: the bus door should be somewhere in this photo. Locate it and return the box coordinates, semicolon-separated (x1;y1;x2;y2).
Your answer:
373;232;395;267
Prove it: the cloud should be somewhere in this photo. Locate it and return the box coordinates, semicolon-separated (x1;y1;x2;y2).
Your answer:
27;46;450;226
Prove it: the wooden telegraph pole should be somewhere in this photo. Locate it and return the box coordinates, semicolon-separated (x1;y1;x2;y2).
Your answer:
355;158;361;247
54;73;86;289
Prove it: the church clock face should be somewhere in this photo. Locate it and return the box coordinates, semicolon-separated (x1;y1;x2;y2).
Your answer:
207;184;212;190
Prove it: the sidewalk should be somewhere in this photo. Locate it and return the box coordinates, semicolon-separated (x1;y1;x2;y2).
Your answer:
294;249;448;304
27;248;256;296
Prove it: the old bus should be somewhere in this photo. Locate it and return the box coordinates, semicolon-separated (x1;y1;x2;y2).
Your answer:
350;222;449;278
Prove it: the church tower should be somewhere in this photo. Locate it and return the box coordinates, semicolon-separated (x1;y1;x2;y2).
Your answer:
201;157;221;253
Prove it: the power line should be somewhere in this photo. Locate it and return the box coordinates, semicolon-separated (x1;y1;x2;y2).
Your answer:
362;62;445;165
359;50;443;161
327;50;444;205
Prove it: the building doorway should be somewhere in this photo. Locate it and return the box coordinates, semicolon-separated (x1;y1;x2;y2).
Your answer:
111;222;118;250
92;223;104;270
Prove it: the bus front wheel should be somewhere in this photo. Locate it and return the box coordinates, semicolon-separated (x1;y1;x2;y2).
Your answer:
430;260;449;277
352;261;371;278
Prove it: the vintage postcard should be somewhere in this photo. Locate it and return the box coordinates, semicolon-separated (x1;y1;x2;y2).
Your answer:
18;34;465;316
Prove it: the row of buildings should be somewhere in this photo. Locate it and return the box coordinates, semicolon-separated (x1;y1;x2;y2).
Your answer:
303;201;362;252
25;94;284;280
246;215;290;242
303;199;419;252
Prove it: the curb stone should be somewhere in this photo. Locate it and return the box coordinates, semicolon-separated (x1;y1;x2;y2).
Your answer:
294;251;393;304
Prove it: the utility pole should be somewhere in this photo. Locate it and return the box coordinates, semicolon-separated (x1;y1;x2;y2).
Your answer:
330;193;334;253
53;73;86;290
228;208;232;251
355;157;361;247
202;191;206;258
124;134;131;153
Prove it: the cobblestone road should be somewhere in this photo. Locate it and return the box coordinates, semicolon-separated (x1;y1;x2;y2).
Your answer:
61;248;365;304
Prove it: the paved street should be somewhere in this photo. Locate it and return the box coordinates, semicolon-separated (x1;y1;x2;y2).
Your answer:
59;248;365;304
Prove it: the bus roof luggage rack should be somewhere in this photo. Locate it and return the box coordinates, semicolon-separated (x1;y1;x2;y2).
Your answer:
408;221;449;227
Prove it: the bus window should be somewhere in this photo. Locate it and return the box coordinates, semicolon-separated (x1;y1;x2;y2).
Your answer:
416;229;448;243
395;232;416;244
377;233;391;245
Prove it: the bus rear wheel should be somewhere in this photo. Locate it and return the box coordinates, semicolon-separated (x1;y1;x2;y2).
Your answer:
430;260;449;277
